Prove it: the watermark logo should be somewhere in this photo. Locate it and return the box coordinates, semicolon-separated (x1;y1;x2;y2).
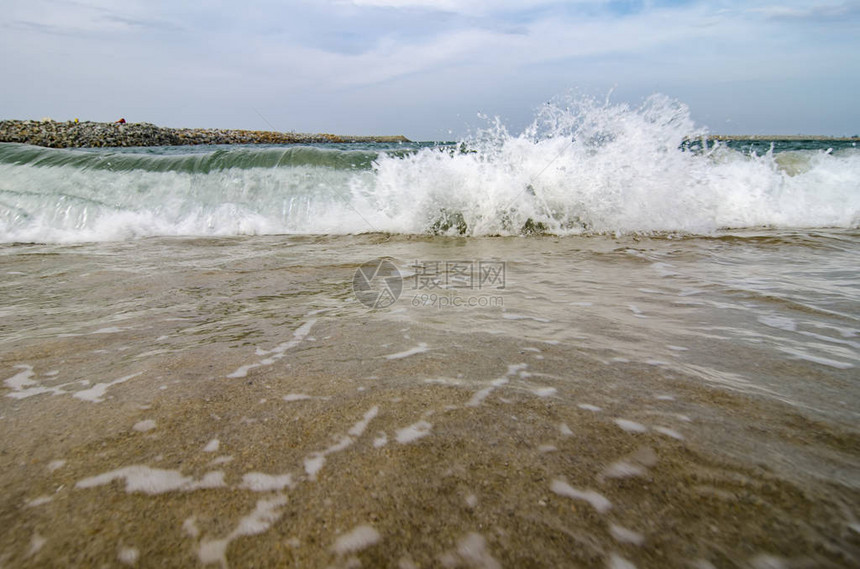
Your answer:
353;258;505;309
352;258;403;309
409;260;505;290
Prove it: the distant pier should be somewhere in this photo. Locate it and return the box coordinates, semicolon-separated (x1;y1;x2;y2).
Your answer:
704;134;858;142
0;119;411;148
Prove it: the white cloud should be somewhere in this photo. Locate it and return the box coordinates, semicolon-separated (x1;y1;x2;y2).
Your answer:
340;0;582;15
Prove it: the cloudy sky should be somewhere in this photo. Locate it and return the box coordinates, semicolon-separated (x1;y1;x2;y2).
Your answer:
2;0;858;140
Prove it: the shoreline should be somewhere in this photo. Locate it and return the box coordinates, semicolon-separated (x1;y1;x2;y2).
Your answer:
0;119;411;148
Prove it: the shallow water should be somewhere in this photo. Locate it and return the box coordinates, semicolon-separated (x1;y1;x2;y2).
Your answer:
1;231;858;567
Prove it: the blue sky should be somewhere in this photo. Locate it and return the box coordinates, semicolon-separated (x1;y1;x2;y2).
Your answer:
1;0;859;140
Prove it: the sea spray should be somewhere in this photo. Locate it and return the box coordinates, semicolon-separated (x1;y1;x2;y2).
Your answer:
0;94;858;242
365;94;859;235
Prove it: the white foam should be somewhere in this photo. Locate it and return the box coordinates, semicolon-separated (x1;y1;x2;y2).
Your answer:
608;553;638;569
183;517;201;538
331;525;381;555
348;406;379;437
384;342;430;360
373;432;389;448
25;495;53;508
226;363;260;379
550;479;612;513
283;393;312;401
73;372;141;403
47;459;66;472
653;426;684;440
609;524;644;546
198;496;287;566
3;365;70;399
559;423;573;436
118;547;139;565
304;455;326;480
227;320;316;378
614;419;647;433
538;444;558;453
27;532;47;557
602;461;646;479
132;419;156;432
396;420;432;444
240;472;294;492
578;404;602;412
4;364;36;390
532;387;557;397
466;387;494;407
190;471;227;489
76;466;225;494
203;439;220;452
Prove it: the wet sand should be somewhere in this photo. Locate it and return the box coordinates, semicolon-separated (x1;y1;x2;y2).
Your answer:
1;234;858;568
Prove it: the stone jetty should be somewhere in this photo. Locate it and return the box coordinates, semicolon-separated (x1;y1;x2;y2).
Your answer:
0;119;411;148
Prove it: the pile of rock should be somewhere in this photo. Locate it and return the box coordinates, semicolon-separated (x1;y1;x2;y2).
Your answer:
0;120;410;148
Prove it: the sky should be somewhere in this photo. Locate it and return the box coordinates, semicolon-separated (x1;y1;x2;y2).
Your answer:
1;0;859;141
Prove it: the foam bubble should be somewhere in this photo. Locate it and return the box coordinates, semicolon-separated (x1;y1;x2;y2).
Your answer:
227;320;316;378
653;426;684;440
608;553;638;569
348;406;379;437
73;372;141;403
609;524;645;546
532;387;557;397
239;472;294;492
384;342;430;360
198;496;287;566
331;525;381;555
396;420;433;444
118;547;139;566
25;495;53;508
76;466;226;494
373;432;389;448
132;420;156;432
550;479;612;513
283;393;312;402
614;419;647;433
27;532;47;557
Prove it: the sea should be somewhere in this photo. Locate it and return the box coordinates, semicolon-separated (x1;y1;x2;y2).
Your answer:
1;95;859;568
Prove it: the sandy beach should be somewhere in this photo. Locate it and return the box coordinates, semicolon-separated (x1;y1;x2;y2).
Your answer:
2;234;858;568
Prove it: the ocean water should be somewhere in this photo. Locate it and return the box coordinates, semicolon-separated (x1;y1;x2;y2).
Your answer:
1;94;858;242
1;96;859;568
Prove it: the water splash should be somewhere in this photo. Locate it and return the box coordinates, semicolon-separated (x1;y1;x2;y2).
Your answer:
1;94;858;242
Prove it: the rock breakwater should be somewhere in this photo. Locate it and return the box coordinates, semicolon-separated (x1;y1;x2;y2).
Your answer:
0;120;410;148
